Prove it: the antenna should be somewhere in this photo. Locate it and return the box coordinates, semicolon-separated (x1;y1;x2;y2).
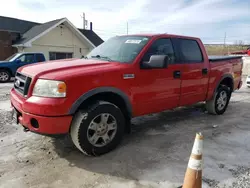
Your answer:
80;12;87;29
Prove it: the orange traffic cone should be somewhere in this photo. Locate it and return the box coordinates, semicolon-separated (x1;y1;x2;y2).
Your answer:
182;132;203;188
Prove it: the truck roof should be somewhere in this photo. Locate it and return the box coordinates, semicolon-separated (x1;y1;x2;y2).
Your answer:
18;52;44;54
120;33;200;40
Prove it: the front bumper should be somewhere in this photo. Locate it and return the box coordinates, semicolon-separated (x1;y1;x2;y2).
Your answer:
11;89;73;135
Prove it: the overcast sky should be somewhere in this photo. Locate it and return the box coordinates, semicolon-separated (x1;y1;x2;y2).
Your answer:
1;0;250;44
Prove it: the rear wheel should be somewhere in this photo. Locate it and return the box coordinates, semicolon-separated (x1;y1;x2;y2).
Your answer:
70;101;125;156
206;85;231;115
0;70;11;83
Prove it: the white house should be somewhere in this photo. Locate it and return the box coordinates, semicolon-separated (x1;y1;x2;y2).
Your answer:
0;16;103;61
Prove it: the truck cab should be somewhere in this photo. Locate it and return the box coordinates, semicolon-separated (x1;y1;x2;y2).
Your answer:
0;52;46;83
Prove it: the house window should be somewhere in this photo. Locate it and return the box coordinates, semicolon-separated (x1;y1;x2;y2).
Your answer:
49;52;73;60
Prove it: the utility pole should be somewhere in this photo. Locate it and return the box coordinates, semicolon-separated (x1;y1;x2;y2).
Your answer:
224;32;227;54
224;32;227;45
127;22;128;35
81;12;86;29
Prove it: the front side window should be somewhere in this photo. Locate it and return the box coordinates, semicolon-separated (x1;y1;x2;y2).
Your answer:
179;39;203;62
86;36;151;63
142;38;176;64
16;54;34;63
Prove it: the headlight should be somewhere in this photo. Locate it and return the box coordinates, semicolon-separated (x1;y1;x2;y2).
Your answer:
32;79;66;98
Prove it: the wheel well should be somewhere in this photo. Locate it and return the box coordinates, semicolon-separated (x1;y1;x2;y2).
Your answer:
219;77;233;92
78;92;131;121
0;68;12;76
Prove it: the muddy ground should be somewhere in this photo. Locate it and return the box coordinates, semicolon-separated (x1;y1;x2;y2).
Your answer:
0;80;250;188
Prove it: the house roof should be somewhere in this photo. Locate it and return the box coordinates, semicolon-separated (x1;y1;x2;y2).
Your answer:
14;18;65;45
13;18;96;48
78;29;104;47
0;16;39;34
0;16;103;47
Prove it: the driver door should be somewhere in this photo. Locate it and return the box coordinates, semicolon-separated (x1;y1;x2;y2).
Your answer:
13;54;35;73
132;38;182;116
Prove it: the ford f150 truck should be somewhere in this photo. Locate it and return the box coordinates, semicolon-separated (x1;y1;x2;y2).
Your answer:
0;52;46;83
10;34;243;156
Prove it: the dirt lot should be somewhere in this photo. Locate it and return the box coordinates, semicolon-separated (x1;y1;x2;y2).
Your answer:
1;79;250;188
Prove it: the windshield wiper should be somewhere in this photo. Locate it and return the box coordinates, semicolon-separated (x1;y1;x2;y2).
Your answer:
91;55;113;62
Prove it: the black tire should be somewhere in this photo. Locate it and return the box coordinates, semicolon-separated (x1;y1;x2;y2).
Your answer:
0;70;11;83
206;85;231;115
70;101;125;156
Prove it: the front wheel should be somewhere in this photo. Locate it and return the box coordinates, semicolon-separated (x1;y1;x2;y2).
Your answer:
0;70;11;83
206;85;231;115
70;101;125;156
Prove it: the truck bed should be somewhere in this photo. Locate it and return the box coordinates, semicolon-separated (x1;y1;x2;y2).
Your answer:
209;55;242;62
207;55;243;98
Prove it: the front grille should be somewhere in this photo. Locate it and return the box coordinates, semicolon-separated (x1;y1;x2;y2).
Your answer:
14;72;32;96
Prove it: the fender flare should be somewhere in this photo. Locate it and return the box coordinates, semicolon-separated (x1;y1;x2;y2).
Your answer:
0;67;13;76
213;74;234;98
68;87;133;117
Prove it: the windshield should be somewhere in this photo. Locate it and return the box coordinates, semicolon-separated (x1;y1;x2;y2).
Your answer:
86;36;151;63
5;53;21;61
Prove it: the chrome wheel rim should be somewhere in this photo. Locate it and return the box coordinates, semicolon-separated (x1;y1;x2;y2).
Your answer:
217;91;228;111
0;72;9;81
87;113;117;147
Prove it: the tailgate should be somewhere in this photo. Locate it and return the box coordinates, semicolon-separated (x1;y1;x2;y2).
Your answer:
231;58;243;90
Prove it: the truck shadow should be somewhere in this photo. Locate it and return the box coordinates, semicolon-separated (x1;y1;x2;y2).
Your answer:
51;102;243;183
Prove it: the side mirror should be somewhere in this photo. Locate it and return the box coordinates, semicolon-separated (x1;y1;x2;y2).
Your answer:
15;59;21;63
141;55;169;69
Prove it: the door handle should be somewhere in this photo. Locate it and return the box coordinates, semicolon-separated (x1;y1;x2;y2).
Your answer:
173;70;181;78
202;68;208;75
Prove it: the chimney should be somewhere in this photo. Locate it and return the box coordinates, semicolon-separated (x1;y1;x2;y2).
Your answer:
90;22;93;31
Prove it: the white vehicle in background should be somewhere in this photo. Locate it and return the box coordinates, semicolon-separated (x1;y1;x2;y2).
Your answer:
247;76;250;88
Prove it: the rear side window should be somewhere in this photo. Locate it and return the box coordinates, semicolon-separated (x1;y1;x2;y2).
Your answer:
179;39;203;62
36;54;45;62
142;38;175;64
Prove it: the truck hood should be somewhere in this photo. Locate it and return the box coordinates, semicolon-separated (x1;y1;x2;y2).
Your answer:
0;61;9;64
19;58;122;78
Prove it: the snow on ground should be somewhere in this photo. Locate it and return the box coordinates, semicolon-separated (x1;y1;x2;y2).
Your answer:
1;80;250;188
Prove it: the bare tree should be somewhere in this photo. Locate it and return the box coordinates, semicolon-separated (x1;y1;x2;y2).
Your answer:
239;40;244;46
234;40;245;50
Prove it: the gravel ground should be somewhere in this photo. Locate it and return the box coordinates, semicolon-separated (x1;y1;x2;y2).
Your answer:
0;79;250;188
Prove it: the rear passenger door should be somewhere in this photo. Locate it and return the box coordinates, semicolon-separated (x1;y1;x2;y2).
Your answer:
177;39;209;106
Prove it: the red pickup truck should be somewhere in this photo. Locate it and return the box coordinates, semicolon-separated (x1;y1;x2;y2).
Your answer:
10;34;243;156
